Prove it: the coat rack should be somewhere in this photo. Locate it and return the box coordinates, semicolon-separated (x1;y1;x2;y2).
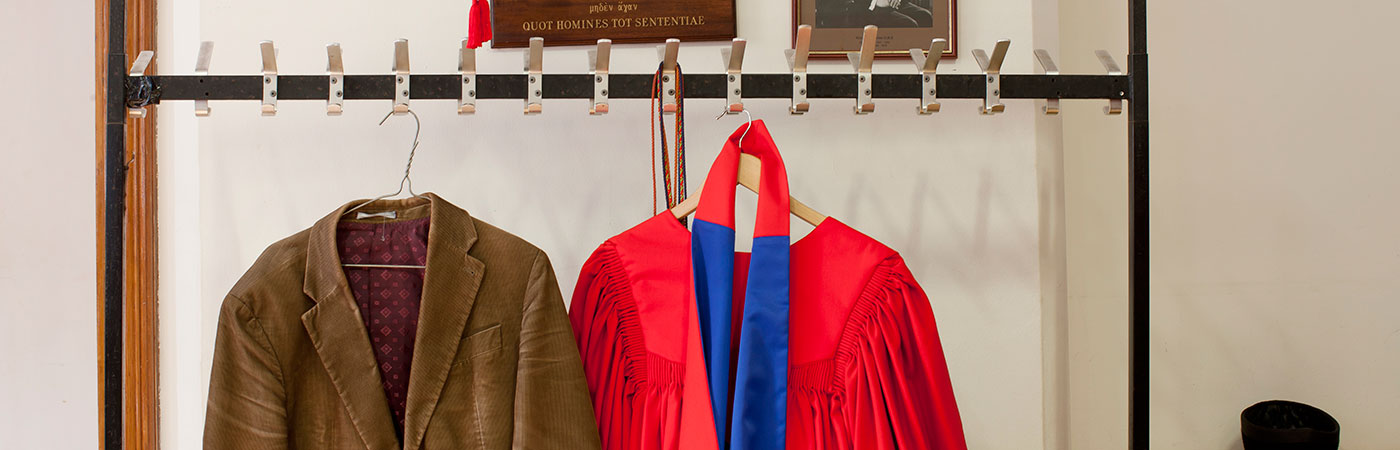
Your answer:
101;3;1149;448
121;37;1130;114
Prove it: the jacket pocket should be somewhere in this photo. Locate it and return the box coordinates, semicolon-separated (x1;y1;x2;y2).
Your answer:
462;323;502;360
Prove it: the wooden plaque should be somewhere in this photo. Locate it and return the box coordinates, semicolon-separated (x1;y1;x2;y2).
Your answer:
491;0;737;48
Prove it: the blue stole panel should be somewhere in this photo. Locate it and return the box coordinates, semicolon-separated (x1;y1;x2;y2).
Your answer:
690;218;736;445
691;220;790;450
729;235;790;450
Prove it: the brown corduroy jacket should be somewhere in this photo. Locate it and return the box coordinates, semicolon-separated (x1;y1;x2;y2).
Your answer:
204;194;601;450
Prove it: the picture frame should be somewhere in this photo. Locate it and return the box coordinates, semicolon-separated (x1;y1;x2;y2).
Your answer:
793;0;957;59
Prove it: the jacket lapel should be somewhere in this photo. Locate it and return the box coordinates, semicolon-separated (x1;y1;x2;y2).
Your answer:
301;193;483;450
302;202;403;450
401;195;484;450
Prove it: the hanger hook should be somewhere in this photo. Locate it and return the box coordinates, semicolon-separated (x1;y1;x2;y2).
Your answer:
340;108;428;218
715;107;753;146
379;108;422;198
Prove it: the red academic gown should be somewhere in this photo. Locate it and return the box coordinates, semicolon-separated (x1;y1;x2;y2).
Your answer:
570;121;966;450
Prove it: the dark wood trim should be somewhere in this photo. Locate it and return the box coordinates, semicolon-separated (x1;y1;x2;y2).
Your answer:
95;0;108;445
97;0;159;446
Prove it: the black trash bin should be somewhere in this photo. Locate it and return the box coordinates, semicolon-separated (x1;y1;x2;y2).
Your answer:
1241;400;1339;450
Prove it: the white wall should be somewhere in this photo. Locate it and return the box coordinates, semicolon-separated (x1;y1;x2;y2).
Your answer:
1057;0;1129;448
158;0;1059;448
1149;1;1400;447
1060;0;1400;449
1030;0;1069;448
0;1;99;449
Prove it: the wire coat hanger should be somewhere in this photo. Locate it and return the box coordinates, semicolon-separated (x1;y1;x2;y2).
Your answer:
670;108;826;227
343;108;431;217
341;108;431;269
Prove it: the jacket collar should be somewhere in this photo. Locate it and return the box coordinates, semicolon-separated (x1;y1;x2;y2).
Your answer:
301;193;486;450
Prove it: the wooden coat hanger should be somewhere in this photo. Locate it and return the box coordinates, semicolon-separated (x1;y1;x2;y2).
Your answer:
670;112;827;227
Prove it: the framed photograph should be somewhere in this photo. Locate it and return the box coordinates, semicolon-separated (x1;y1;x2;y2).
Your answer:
492;0;736;48
793;0;957;59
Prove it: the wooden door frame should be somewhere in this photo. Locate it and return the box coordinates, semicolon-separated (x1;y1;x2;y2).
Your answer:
96;0;159;447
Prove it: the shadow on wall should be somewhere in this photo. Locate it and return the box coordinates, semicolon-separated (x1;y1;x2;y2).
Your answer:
841;168;1037;308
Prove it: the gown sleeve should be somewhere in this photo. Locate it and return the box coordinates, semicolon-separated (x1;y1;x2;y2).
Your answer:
568;243;633;450
570;240;694;450
841;256;967;450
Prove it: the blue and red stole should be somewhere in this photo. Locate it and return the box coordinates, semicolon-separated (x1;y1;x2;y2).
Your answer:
678;120;791;450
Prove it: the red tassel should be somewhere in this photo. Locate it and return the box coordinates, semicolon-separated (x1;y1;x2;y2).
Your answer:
467;0;493;49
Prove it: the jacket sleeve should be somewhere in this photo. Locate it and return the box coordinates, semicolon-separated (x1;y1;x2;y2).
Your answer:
204;294;290;450
513;250;604;449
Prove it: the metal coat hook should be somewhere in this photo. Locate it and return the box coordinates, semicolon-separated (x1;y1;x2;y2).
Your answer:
260;41;277;116
657;38;680;114
589;39;611;115
326;43;344;116
786;24;812;115
127;51;155;118
392;39;410;114
459;39;476;115
194;42;213;117
909;38;946;114
847;25;877;115
1033;49;1060;115
720;38;746;114
973;39;1010;115
524;37;544;114
1097;50;1124;115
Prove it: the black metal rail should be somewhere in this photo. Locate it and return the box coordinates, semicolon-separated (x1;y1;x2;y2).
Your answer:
103;3;1147;450
131;73;1128;102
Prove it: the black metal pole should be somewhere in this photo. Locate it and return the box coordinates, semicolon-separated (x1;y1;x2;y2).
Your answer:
104;0;127;446
1128;0;1149;448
